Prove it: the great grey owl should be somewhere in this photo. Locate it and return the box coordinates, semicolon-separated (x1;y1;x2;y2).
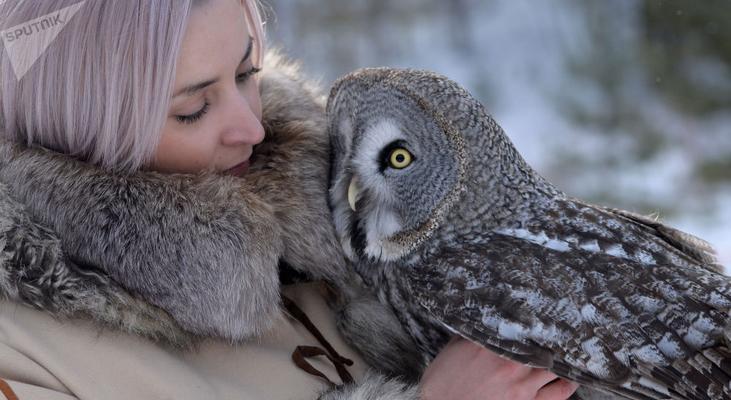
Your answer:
326;67;731;400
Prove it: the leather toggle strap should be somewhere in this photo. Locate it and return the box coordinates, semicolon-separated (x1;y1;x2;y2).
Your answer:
282;295;354;387
0;378;19;400
291;345;354;388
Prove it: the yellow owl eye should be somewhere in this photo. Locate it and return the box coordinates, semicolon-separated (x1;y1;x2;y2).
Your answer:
389;148;413;169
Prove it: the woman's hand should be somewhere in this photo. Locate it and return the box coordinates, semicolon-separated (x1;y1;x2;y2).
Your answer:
420;337;579;400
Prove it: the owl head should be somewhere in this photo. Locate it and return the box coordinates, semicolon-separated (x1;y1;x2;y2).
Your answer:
326;68;477;264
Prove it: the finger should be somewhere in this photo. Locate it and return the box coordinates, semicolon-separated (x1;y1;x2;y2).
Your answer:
535;379;580;400
523;368;560;388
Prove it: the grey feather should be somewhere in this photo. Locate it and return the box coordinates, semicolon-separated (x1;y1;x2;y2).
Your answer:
327;67;731;400
603;207;722;273
327;271;426;382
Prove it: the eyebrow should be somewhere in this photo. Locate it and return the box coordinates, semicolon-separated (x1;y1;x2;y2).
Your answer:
172;37;254;98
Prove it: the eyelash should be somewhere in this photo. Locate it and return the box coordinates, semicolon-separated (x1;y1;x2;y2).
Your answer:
175;66;262;125
176;101;210;125
236;66;261;84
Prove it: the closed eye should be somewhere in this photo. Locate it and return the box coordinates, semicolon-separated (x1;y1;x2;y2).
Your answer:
236;66;261;84
176;101;210;124
175;66;261;125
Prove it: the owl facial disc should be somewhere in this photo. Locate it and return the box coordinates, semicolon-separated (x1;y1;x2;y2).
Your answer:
348;178;359;212
327;70;467;263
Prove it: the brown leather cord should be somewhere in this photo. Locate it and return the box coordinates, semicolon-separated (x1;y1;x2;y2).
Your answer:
0;378;18;400
282;295;355;386
292;345;356;388
282;296;354;368
292;346;337;386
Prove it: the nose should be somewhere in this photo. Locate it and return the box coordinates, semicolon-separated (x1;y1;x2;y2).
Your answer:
220;93;265;146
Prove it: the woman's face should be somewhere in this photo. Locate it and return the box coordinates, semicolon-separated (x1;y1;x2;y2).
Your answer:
152;0;264;175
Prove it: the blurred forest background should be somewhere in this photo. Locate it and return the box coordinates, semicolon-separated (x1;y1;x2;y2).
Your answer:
262;0;731;270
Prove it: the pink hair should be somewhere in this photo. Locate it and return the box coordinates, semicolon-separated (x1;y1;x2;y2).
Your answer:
0;0;266;172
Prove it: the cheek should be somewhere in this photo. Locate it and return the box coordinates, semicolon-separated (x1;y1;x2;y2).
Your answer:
244;79;263;121
152;123;219;173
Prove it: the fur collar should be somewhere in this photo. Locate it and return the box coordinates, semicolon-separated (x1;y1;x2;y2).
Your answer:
0;51;345;348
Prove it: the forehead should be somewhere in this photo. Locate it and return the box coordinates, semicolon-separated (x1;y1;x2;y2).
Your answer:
175;0;249;82
342;84;428;144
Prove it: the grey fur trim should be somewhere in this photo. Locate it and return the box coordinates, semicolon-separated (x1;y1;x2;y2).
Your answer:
0;142;284;342
0;182;196;347
252;51;349;284
0;50;342;345
318;373;420;400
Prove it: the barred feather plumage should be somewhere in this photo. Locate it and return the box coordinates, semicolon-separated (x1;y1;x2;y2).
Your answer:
327;67;731;399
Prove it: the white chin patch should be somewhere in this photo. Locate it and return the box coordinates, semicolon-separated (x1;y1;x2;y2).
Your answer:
364;207;403;261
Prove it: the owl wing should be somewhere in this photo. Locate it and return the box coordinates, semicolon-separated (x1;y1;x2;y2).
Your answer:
403;233;731;400
599;205;722;273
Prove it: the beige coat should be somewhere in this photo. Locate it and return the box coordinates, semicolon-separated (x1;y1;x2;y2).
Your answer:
0;283;370;400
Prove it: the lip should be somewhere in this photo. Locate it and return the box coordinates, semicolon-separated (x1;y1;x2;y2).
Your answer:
225;159;250;176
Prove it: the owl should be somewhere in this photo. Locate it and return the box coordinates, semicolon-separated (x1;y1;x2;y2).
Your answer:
326;67;731;400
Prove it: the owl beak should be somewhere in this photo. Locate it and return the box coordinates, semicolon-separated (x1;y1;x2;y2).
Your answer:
348;177;359;212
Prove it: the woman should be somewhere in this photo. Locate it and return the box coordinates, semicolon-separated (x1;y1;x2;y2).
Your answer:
0;1;579;399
